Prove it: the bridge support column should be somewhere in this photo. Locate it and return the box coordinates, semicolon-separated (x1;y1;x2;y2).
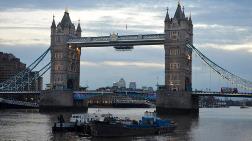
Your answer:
157;3;198;115
39;90;88;112
156;89;199;115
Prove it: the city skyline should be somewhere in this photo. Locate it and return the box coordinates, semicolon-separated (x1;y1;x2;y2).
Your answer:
1;0;252;91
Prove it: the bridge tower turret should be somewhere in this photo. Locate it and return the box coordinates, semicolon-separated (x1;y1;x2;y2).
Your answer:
50;10;81;90
157;2;198;114
76;20;82;37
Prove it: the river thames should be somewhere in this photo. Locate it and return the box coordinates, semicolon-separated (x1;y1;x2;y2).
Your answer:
0;107;252;141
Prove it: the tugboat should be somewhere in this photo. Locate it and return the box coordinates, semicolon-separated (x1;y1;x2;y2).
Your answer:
52;113;102;132
52;112;113;133
70;113;102;126
90;111;176;137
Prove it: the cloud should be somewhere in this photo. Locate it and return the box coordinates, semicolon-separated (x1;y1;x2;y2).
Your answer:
136;45;163;49
0;0;180;11
192;66;202;71
103;61;164;68
194;23;248;32
0;0;252;90
80;61;99;67
0;7;165;46
198;42;252;52
80;60;164;68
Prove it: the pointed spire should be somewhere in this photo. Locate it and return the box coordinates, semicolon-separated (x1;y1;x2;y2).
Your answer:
165;7;170;22
189;11;192;21
76;19;82;32
182;6;185;18
174;1;184;19
51;14;56;29
60;9;73;29
65;7;69;13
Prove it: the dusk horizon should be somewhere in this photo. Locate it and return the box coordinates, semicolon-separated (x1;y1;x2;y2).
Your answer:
1;1;252;141
1;0;252;91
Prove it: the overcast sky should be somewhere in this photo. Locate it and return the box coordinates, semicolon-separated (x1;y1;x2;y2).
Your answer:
0;0;252;91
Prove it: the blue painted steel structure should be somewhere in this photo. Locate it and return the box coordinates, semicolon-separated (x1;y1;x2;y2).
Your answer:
73;91;113;100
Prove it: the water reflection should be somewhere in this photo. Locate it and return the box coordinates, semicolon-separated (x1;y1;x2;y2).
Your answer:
155;114;198;141
3;108;252;141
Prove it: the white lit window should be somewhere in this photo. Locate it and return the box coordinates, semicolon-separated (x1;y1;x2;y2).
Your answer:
169;63;180;69
169;49;180;55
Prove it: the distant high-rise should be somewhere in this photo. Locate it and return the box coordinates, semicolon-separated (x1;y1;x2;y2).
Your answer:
129;82;136;90
0;52;43;91
0;52;26;82
27;71;43;91
148;87;154;92
113;82;118;87
113;78;126;88
117;78;126;88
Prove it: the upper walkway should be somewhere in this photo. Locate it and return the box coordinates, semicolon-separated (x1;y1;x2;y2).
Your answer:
67;33;165;47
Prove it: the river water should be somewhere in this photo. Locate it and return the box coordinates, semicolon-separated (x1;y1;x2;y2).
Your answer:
0;107;252;141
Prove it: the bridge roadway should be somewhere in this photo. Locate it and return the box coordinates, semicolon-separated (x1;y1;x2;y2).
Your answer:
192;91;252;98
73;91;113;100
67;34;165;47
0;98;39;108
73;91;153;100
0;90;252;109
72;91;252;100
1;91;252;98
1;90;252;108
0;91;40;94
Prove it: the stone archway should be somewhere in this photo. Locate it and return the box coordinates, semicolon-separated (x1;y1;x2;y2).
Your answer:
185;77;191;91
67;79;74;90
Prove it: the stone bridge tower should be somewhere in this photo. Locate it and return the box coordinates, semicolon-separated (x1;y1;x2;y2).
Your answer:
164;3;193;92
157;3;198;114
50;10;81;90
40;10;86;112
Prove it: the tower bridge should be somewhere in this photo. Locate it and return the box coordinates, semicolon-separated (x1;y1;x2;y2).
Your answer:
1;2;252;113
41;2;195;113
49;2;193;93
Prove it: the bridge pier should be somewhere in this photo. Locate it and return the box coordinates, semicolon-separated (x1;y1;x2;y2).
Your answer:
156;89;199;115
39;90;88;112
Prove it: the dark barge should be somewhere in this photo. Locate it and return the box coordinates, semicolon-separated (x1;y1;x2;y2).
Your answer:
90;111;176;137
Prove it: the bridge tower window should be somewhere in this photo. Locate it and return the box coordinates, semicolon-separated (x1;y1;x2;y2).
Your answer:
169;48;180;55
169;63;180;69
